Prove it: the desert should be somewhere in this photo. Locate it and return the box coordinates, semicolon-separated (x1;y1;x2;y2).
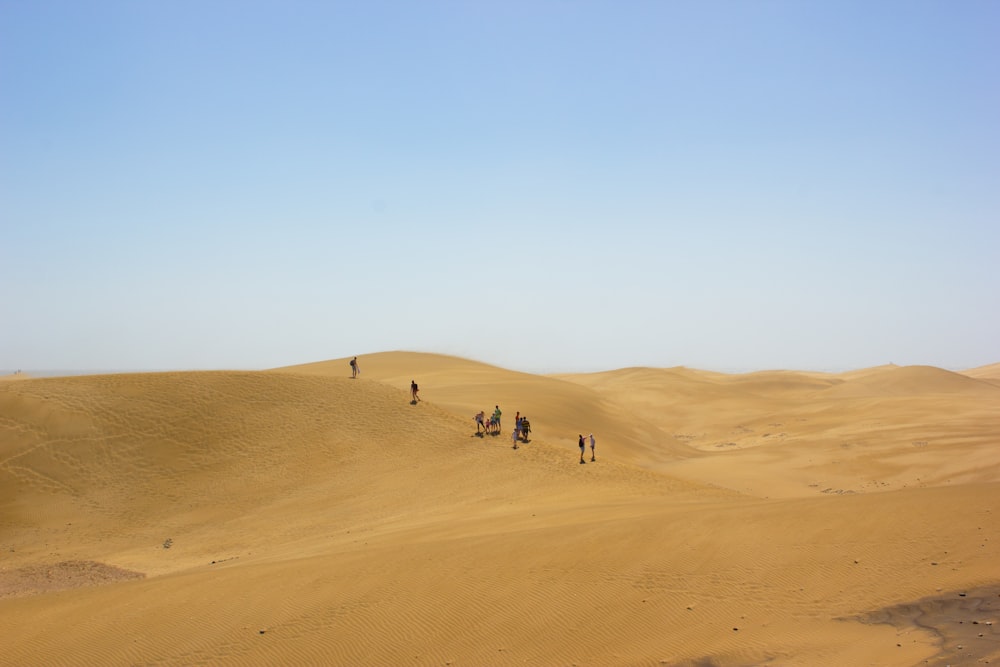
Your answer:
1;351;999;666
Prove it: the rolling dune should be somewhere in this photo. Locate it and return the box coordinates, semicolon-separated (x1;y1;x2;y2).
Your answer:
1;352;998;666
964;362;1000;386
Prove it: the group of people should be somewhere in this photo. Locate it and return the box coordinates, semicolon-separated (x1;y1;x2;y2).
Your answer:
473;407;533;449
513;412;531;447
474;406;503;435
349;357;596;463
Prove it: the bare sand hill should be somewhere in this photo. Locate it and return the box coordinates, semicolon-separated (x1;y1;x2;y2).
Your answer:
1;352;998;666
554;362;1000;499
963;362;1000;387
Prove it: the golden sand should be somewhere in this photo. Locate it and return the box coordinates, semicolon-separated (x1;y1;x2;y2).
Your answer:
1;352;998;665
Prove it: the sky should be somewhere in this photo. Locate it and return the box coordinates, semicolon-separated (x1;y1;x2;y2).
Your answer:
2;1;998;374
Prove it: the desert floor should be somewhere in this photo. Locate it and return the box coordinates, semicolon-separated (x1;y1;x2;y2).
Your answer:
1;352;998;666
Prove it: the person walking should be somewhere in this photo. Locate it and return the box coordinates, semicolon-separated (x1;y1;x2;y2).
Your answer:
511;428;519;449
410;380;420;403
475;410;487;435
589;433;596;461
349;356;360;378
578;434;586;464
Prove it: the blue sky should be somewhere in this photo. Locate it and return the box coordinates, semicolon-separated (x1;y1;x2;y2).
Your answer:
2;1;998;373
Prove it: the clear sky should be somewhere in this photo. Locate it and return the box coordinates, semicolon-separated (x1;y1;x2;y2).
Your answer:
2;1;998;374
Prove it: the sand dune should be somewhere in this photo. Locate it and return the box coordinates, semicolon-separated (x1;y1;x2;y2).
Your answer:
1;352;998;666
823;364;999;397
963;362;1000;386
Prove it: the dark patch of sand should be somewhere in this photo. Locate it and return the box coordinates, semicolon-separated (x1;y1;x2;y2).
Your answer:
0;560;145;598
856;584;1000;666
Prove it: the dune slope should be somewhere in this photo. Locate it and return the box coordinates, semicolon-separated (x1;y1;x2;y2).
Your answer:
1;354;998;666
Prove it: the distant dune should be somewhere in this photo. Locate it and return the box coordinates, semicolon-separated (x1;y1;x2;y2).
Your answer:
1;353;998;666
963;361;1000;384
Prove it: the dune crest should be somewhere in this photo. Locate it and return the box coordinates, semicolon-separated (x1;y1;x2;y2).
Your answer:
1;354;998;666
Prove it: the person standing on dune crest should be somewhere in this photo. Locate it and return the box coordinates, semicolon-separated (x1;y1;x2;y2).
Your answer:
350;357;359;378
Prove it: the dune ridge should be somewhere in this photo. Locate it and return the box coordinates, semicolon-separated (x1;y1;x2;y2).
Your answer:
1;352;998;666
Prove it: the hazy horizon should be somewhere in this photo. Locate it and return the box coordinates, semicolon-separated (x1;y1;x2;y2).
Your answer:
3;352;996;379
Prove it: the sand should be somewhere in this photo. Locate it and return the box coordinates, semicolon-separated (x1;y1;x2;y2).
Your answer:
1;352;998;666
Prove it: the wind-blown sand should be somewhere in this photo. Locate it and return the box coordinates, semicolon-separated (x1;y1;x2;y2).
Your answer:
1;352;998;666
